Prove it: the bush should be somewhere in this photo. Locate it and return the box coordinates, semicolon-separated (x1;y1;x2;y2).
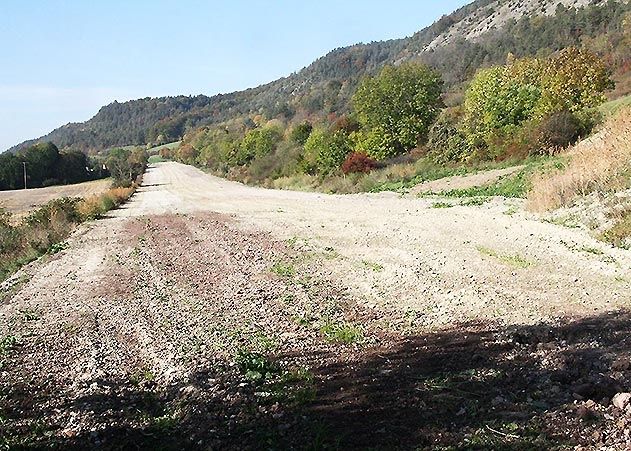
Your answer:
535;111;582;152
289;122;313;145
302;129;352;174
427;115;471;164
341;152;378;174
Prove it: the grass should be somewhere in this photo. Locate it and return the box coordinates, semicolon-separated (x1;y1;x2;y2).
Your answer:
601;212;631;249
600;94;631;116
319;319;363;344
528;108;631;211
477;246;533;269
272;155;534;195
0;183;139;283
148;155;168;164
361;259;384;272
270;261;296;278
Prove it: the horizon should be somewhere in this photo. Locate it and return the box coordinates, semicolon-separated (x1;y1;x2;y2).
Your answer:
1;0;470;151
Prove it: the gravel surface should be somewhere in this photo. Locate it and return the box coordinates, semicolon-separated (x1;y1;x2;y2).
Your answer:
1;162;630;450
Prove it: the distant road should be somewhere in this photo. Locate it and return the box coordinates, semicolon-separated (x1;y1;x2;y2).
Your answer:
0;178;111;215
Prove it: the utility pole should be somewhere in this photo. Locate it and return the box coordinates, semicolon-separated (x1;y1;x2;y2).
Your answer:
22;162;27;189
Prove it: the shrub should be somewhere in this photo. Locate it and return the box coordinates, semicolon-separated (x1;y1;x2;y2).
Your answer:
535;110;582;152
289;122;313;145
302;129;352;174
427;115;471;164
341;152;378;174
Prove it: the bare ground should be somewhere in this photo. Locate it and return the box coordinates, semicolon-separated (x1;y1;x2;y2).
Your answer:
0;179;111;215
1;162;630;450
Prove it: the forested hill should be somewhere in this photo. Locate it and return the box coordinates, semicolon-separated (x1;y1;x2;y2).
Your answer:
8;0;630;154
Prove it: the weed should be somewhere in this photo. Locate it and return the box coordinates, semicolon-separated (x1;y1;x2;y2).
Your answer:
461;197;489;207
579;246;604;256
235;348;278;383
319;319;363;344
504;206;519;216
601;212;631;249
361;260;384;272
432;202;453;209
270;261;296;278
47;241;68;255
477;246;533;269
18;308;38;321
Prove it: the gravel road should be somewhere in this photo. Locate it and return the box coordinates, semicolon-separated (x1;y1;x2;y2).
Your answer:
1;161;630;449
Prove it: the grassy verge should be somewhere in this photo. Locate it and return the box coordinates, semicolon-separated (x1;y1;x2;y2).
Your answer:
424;156;565;199
0;184;139;282
270;156;539;194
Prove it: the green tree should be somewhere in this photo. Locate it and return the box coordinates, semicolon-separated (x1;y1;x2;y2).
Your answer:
352;63;443;159
537;47;614;116
289;122;313;145
236;126;282;165
55;151;89;184
0;154;23;190
302;129;352;174
106;147;147;187
17;142;60;187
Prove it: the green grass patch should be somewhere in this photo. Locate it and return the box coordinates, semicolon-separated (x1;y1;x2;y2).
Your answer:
319;319;363;344
600;94;631;116
270;261;296;278
148;155;168;164
361;260;384;272
477;246;533;269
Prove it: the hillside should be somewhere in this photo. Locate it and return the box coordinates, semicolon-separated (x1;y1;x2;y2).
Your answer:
7;0;630;154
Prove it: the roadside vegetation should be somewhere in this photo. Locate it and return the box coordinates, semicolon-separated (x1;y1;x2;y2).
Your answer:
528;107;631;249
0;149;147;282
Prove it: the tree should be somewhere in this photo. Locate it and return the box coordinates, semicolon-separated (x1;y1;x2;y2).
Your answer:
236;126;282;165
0;154;22;190
302;129;352;174
106;147;147;187
17;142;60;187
352;63;443;159
289;122;313;145
537;47;614;116
463;49;613;149
55;151;89;184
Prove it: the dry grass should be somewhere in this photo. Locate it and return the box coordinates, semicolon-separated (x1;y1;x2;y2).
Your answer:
77;186;135;220
527;108;631;212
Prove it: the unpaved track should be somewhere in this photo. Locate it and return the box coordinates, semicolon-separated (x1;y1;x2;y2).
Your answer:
131;162;629;326
1;162;631;449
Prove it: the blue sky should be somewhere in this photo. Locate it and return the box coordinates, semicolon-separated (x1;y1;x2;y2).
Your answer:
0;0;470;151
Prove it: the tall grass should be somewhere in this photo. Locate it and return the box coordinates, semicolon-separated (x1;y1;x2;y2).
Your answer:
527;108;631;212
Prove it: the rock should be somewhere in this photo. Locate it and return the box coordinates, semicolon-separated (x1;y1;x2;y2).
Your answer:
612;358;630;372
612;393;631;410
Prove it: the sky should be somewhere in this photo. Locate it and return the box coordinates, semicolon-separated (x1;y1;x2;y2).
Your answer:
0;0;470;151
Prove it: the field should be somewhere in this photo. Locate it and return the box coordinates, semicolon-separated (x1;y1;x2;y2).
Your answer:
1;161;629;449
0;178;111;215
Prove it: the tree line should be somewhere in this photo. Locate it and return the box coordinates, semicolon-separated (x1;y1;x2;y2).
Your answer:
0;143;107;191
